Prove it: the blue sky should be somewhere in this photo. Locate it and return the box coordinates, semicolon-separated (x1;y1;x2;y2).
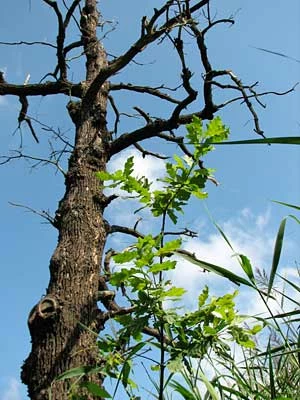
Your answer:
0;1;299;399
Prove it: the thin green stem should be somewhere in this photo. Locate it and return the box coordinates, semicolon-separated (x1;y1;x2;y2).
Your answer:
158;209;167;400
157;161;197;400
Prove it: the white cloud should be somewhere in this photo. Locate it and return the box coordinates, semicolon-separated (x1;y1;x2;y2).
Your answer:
104;148;166;233
108;148;166;188
169;208;297;316
281;266;300;279
237;288;282;317
1;378;22;400
240;207;252;219
255;207;271;230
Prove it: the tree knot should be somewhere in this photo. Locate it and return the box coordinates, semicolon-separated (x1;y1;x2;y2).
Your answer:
67;100;82;126
28;295;60;326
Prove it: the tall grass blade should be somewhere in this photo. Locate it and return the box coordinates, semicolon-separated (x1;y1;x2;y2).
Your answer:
272;200;300;211
209;215;255;282
251;46;300;63
198;370;219;400
175;249;253;287
253;346;300;359
298;330;300;366
289;214;300;224
278;274;300;293
212;137;300;145
212;220;235;252
169;379;197;400
267;342;276;399
268;218;287;296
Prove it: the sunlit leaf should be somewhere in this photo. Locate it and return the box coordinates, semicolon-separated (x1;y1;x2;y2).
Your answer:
238;254;255;282
123;156;134;177
55;366;100;381
80;382;111;398
149;260;176;273
167;357;183;373
113;250;137;264
121;361;131;388
156;238;182;255
250;324;263;334
164;286;186;298
205;116;229;142
95;170;112;181
198;285;209;308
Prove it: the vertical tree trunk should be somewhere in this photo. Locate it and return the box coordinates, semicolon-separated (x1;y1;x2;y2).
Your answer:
21;2;109;399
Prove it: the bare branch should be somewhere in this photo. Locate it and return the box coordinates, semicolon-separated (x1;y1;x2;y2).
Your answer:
43;0;67;80
62;0;81;31
0;80;83;98
97;194;119;209
133;106;151;123
202;18;235;35
109;224;198;239
168;29;198;122
0;151;66;176
164;228;198;238
98;276;121;312
189;22;215;114
109;83;181;104
64;40;83;55
108;225;145;239
133;143;169;160
0;40;56;49
18;96;39;143
108;108;214;157
9;202;57;228
228;71;265;137
64;0;81;29
38;124;74;150
99;298;173;345
102;306;136;322
103;248;116;276
215;83;297;109
83;0;209;103
108;95;120;135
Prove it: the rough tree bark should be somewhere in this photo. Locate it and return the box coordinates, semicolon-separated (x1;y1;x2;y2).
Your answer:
0;1;291;399
21;2;110;399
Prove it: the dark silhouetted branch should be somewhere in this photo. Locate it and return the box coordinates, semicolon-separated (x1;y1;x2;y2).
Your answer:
133;143;169;160
109;83;181;104
9;202;58;228
18;96;39;143
84;0;210;103
0;80;83;98
0;40;56;49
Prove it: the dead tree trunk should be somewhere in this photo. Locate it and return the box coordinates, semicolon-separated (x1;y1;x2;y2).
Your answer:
21;3;110;399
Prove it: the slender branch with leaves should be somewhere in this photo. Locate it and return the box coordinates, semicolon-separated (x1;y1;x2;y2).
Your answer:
54;117;269;399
